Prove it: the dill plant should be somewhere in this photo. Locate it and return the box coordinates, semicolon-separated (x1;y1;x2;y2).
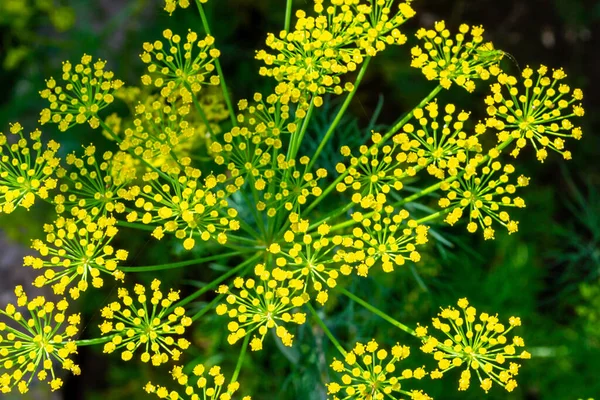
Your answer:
0;0;586;398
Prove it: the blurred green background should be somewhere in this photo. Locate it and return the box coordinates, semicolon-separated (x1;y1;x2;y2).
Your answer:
1;0;599;399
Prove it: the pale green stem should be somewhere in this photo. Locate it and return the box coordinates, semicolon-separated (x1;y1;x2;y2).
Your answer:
308;57;372;171
191;293;225;322
76;335;116;347
284;0;293;32
288;99;316;161
307;303;347;357
189;85;217;139
120;251;246;272
231;334;250;383
195;0;237;126
337;286;417;337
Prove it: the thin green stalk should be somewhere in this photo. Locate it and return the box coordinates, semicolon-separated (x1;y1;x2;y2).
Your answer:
76;335;116;347
189;86;217;138
284;0;293;32
336;286;416;337
116;220;155;231
231;334;250;383
308;57;372;171
195;0;237;126
288;99;316;161
120;251;245;272
307;303;347;357
191;293;225;322
171;253;261;311
414;209;451;225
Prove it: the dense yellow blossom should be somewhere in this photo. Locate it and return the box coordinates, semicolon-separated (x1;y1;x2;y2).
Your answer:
419;298;531;393
99;279;192;365
0;287;80;394
439;159;527;239
327;339;430;400
126;168;240;250
53;145;136;219
0;123;60;213
24;215;127;298
145;364;250;400
39;54;124;131
141;29;221;102
485;65;585;161
342;207;429;276
411;22;501;92
216;264;307;350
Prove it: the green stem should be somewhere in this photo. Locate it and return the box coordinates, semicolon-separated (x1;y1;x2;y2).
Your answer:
171;253;261;311
116;220;155;232
288;99;316;161
120;251;245;272
414;209;451;225
308;57;372;171
336;286;416;337
75;335;116;347
189;86;217;138
231;334;250;383
191;293;225;322
307;303;347;357
284;0;293;32
195;0;237;126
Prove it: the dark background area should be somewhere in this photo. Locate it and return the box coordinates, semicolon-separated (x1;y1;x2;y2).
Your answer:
1;0;599;399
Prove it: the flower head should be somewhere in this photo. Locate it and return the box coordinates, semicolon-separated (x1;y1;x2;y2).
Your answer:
485;65;584;162
164;0;196;15
39;54;124;131
439;159;527;239
99;279;192;366
411;22;501;92
216;264;307;351
140;29;220;102
342;207;429;276
24;215;127;298
145;364;250;400
0;123;60;213
419;298;531;393
54;145;136;220
327;339;430;400
0;287;80;394
126;168;240;250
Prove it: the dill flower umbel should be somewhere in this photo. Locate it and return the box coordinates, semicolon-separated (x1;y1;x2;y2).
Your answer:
0;123;60;214
24;215;127;298
327;339;431;400
216;264;307;351
140;29;221;102
343;207;429;276
0;286;80;394
485;65;585;161
411;22;501;92
439;159;527;239
99;279;192;366
53;145;136;220
418;298;531;393
145;364;251;400
126;168;240;250
39;54;124;131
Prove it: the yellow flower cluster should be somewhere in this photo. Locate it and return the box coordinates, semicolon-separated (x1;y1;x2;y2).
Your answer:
439;160;528;239
336;131;419;207
418;298;531;393
39;54;124;131
99;279;192;365
256;1;415;104
343;207;429;276
0;286;80;394
164;0;199;15
24;215;127;298
485;65;585;161
145;364;251;400
216;264;307;351
411;22;501;92
405;102;482;180
0;123;60;213
141;29;221;102
269;217;352;305
327;339;430;400
126;168;240;250
53;145;136;220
